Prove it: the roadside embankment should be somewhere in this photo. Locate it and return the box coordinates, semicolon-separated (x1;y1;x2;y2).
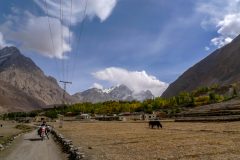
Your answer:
51;128;85;160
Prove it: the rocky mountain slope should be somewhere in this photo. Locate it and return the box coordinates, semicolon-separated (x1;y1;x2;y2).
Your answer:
0;46;73;112
162;34;240;97
73;84;154;103
0;80;44;112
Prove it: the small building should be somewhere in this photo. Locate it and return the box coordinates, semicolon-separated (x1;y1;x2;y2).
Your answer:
153;111;168;119
119;112;143;121
76;114;91;120
94;114;119;121
144;114;156;120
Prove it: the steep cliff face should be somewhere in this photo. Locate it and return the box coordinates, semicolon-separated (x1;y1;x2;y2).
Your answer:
0;46;73;112
162;35;240;98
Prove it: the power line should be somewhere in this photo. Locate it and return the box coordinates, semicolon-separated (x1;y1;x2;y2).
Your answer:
44;0;55;54
66;0;73;82
59;0;73;104
59;0;65;81
69;0;72;48
71;0;88;80
44;0;74;104
44;0;61;80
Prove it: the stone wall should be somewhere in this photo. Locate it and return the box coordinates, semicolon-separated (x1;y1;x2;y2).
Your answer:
51;129;85;160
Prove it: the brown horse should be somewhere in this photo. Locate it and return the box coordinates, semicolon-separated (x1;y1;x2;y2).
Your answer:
149;120;162;129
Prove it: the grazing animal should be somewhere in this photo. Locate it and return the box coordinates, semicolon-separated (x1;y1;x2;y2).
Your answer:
149;120;162;129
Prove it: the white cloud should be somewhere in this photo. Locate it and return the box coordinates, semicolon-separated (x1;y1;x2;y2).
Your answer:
204;46;210;51
211;36;233;48
0;32;7;49
1;0;118;59
34;0;117;24
0;12;71;59
92;67;169;97
91;83;103;90
197;0;240;48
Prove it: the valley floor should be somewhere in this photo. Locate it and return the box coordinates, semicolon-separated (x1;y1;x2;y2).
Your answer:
54;121;240;160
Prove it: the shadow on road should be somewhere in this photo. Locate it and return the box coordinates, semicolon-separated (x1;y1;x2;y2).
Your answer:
24;138;42;141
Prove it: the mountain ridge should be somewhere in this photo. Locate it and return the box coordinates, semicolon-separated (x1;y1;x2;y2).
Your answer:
0;46;74;112
162;34;240;97
73;84;154;103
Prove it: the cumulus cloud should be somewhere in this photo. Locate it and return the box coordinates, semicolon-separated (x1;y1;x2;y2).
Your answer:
34;0;118;24
0;12;71;59
197;0;240;47
92;67;169;97
0;0;117;59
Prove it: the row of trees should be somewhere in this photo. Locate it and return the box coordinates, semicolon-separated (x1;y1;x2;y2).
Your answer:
1;84;239;120
42;99;182;118
1;110;40;120
42;84;238;118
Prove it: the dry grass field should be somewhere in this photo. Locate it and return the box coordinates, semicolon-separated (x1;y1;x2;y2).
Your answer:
0;121;22;145
55;121;240;160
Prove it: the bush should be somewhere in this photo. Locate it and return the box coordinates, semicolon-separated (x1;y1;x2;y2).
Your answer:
15;124;33;132
194;96;210;106
45;110;58;119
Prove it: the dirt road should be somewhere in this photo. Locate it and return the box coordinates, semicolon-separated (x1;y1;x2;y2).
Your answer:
0;130;66;160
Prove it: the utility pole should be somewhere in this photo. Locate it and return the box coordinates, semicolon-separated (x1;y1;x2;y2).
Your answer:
59;80;72;104
59;80;72;128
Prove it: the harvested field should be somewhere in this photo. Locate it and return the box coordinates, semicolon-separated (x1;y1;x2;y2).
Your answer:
55;121;240;160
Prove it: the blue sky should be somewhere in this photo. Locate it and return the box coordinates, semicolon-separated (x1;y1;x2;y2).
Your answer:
0;0;240;96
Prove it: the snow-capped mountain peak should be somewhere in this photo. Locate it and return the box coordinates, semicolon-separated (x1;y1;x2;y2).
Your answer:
73;84;154;103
